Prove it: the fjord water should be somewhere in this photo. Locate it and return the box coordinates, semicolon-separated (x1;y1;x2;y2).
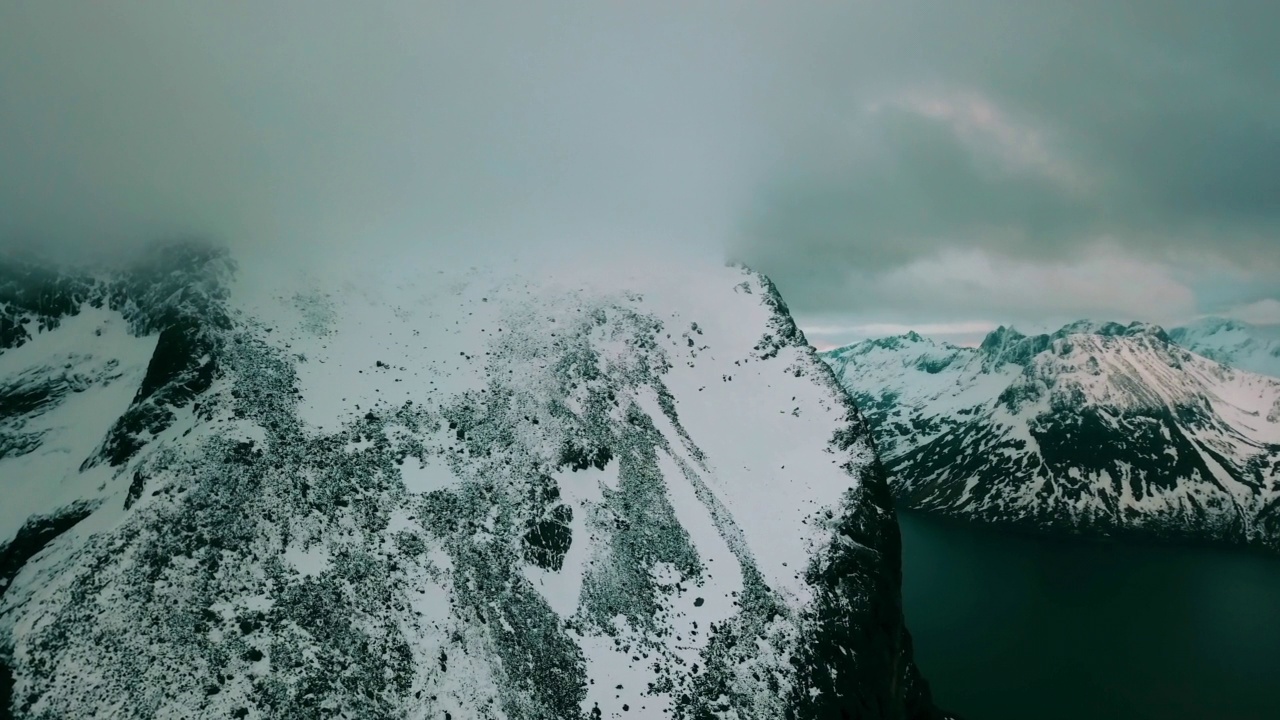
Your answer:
899;511;1280;720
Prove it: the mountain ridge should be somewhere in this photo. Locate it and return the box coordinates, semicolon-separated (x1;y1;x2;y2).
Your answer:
822;320;1280;552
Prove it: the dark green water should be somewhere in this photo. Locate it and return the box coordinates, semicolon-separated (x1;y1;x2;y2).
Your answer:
899;511;1280;720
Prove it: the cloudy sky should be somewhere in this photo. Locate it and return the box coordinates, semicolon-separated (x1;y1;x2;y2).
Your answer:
2;2;1277;348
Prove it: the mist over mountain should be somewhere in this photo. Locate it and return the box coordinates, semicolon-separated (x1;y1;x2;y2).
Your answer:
1168;318;1280;379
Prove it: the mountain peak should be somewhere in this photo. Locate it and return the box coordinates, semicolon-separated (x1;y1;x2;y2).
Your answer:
0;248;943;718
978;325;1022;351
973;320;1173;370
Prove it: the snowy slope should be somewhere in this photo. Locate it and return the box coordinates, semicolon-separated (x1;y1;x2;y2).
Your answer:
1;244;944;720
823;322;1280;550
1168;317;1280;379
0;306;156;551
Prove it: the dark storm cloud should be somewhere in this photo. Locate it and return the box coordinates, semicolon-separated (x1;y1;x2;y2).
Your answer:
1;2;1276;329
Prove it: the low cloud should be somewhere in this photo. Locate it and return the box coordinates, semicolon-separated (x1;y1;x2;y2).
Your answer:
1223;299;1280;326
0;1;762;268
863;247;1197;324
1;2;1276;336
799;246;1199;348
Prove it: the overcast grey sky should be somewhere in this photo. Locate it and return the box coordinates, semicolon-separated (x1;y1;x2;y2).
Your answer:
2;1;1277;347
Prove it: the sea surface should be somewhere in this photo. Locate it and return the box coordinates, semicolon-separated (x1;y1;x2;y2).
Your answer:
899;511;1280;720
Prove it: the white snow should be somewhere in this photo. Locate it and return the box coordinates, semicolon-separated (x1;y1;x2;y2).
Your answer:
398;454;461;494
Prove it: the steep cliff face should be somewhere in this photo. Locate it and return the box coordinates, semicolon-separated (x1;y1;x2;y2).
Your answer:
823;323;1280;551
1;244;944;719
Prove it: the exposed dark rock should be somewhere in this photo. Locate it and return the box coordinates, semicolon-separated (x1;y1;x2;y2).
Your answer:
558;443;612;472
0;653;12;720
0;503;96;601
524;504;574;571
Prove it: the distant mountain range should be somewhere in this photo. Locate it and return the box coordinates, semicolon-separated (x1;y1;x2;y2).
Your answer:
1168;317;1280;379
822;320;1280;551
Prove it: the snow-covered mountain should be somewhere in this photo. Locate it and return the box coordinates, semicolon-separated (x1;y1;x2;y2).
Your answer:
822;322;1280;551
1;242;945;719
1168;317;1280;379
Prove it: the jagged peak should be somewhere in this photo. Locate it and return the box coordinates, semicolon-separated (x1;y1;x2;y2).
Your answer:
974;320;1173;371
1122;321;1172;343
978;325;1024;351
1053;319;1170;342
1055;319;1121;337
824;330;935;357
